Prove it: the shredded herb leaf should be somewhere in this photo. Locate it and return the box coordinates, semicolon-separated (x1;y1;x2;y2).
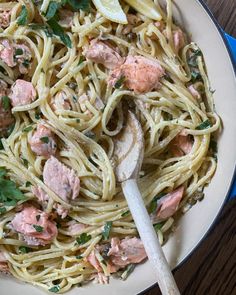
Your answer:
15;48;23;56
191;70;202;82
19;246;31;254
1;96;10;111
196;119;212;130
153;222;164;232
33;224;44;232
121;210;130;217
76;233;91;245
121;264;135;280
85;131;95;139
114;76;125;89
40;136;49;143
102;221;112;240
48;285;60;293
78;56;85;65
0;168;25;207
187;49;202;67
0;207;6;215
67;0;90;11
47;18;72;48
44;1;60;20
25;181;32;187
23;125;33;133
17;5;28;25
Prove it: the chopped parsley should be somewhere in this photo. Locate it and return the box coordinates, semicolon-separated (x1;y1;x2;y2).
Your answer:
22;59;30;68
25;181;32;187
196;119;212;130
149;193;165;214
76;255;83;259
33;224;44;232
23;125;33;133
187;49;202;67
48;285;60;293
85;131;95;139
15;48;23;56
76;233;91;245
0;168;25;207
102;221;112;240
1;96;10;111
47;18;72;48
67;0;90;11
153;222;164;232
22;158;28;167
40;136;49;144
191;70;202;82
0;207;6;215
19;246;31;254
17;5;28;26
121;210;130;217
78;56;85;65
44;1;60;20
114;76;125;89
121;264;135;280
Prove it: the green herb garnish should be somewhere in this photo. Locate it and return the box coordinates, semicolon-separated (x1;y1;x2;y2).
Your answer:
44;1;60;20
1;96;10;110
121;210;130;217
78;56;85;65
48;285;60;293
17;5;28;25
85;131;95;139
47;18;72;48
187;49;202;67
15;48;23;56
23;125;33;133
40;136;49;143
0;168;25;207
76;233;91;245
196;119;212;130
114;76;125;89
67;0;90;11
102;221;112;240
0;207;6;215
33;224;44;232
19;246;31;254
25;181;32;187
153;222;164;232
121;264;135;280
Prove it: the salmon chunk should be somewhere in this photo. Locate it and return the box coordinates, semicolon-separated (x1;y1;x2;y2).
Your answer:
0;39;15;67
85;39;124;70
52;91;71;111
0;10;11;29
156;186;185;220
109;55;165;93
188;84;201;100
9;79;36;107
173;29;185;53
11;206;58;246
43;156;80;202
14;43;32;74
29;124;57;157
66;220;87;235
108;237;147;267
86;250;102;272
171;134;193;157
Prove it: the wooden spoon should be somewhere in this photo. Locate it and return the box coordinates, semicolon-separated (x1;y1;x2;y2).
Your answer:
113;111;180;295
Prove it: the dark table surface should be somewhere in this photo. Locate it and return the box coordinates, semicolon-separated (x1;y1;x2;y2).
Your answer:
146;1;236;294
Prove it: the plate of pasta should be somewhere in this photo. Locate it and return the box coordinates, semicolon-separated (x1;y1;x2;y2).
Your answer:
0;0;235;294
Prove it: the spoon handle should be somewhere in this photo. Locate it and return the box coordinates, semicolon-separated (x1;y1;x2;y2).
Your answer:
122;179;180;295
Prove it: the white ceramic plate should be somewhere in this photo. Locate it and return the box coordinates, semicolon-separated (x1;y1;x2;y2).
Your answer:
1;1;236;294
